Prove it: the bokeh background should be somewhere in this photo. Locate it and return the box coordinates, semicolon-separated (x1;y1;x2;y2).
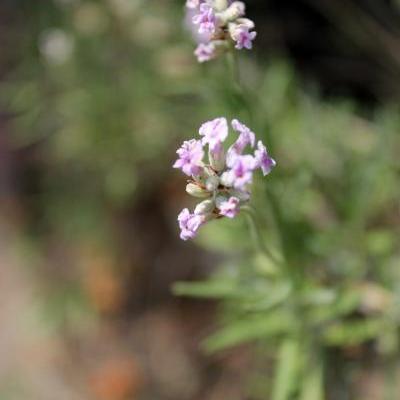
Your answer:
1;0;400;399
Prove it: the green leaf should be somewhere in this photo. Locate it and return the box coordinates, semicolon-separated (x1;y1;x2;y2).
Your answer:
309;289;361;324
300;358;324;400
272;338;300;400
243;282;292;312
204;312;295;353
323;318;382;346
172;279;236;299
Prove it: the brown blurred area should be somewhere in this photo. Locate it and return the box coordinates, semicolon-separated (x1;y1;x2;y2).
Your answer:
0;126;247;400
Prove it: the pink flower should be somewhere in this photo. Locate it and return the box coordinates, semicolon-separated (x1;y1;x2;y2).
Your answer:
199;117;228;151
192;3;218;36
233;26;256;50
227;119;256;166
228;154;256;189
231;119;255;148
185;5;212;43
194;42;216;63
218;196;240;218
254;140;276;176
178;208;204;240
173;139;204;176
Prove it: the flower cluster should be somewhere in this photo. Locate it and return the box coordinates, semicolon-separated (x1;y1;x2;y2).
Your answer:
186;0;257;63
174;117;276;240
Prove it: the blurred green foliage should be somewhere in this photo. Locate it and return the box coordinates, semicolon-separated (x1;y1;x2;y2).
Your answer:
4;0;206;240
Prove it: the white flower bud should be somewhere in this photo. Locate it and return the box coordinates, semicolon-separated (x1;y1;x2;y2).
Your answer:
212;0;229;12
220;171;234;187
203;165;216;177
217;1;245;24
208;145;226;172
215;195;228;209
236;18;255;30
205;175;220;192
186;183;212;198
229;189;250;202
194;199;215;215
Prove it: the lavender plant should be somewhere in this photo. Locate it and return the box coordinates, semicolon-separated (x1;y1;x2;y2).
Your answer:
6;0;400;398
173;117;275;240
175;1;400;399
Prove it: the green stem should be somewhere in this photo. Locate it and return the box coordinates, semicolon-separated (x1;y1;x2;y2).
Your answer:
225;52;254;123
229;53;303;287
226;51;240;85
242;206;281;266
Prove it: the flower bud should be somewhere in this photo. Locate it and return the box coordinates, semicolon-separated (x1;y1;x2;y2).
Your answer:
194;199;215;215
186;183;212;198
227;22;239;40
192;172;206;186
186;0;200;9
220;171;234;187
212;0;229;12
229;189;250;201
209;141;226;172
217;1;245;24
205;175;220;192
215;195;228;209
236;18;255;30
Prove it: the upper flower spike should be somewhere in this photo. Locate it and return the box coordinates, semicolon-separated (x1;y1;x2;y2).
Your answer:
186;1;257;63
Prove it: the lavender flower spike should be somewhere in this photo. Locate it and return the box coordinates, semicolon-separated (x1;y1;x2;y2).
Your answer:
185;0;257;62
173;139;204;176
254;140;276;176
174;118;275;240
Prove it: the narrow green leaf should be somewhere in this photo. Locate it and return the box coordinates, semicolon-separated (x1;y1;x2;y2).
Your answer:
272;338;300;400
172;279;236;299
310;290;361;324
323;318;382;346
204;313;294;353
300;358;324;400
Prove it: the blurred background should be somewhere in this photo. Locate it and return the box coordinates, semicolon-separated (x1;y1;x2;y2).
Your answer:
0;0;400;399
